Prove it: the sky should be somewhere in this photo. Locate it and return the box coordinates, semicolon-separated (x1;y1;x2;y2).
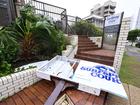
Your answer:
39;0;140;28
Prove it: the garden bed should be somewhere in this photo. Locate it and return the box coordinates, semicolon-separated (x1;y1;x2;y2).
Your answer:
0;35;78;101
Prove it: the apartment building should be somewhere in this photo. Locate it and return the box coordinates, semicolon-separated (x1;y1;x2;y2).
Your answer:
83;14;104;28
91;0;116;17
83;0;116;29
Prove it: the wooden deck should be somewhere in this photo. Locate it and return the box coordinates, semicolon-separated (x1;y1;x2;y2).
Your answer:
65;88;107;105
0;80;107;105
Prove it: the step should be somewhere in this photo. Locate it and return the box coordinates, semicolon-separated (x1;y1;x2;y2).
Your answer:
78;46;98;50
78;46;98;49
78;37;90;39
78;47;99;52
78;42;94;45
75;54;113;66
78;40;93;43
78;42;96;45
78;40;92;42
78;35;88;37
78;44;98;47
77;52;114;60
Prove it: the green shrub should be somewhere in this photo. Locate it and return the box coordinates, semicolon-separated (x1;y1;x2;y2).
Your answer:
0;4;66;77
0;61;13;77
8;4;66;60
0;28;18;77
71;20;103;36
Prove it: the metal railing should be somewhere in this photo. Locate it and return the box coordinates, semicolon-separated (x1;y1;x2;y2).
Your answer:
0;0;80;34
15;0;80;34
15;0;67;33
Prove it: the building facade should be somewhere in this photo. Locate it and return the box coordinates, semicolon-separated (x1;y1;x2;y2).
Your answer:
91;0;116;17
83;14;104;28
136;8;140;29
83;0;116;29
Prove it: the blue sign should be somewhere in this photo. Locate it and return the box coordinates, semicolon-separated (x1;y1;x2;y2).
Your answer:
80;65;121;84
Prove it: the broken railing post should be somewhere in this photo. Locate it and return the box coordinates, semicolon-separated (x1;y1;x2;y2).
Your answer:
44;78;77;105
44;80;65;105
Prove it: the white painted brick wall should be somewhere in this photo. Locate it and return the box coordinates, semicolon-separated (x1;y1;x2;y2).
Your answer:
113;17;131;73
62;35;78;58
0;68;41;101
89;37;102;47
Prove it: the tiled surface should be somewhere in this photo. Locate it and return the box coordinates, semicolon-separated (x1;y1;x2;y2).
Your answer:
105;83;140;105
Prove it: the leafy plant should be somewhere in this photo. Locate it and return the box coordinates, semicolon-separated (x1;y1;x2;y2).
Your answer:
0;4;66;77
10;4;66;60
71;20;103;36
0;61;13;77
0;28;18;77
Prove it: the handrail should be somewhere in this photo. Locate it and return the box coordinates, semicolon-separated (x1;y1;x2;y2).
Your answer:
67;23;77;35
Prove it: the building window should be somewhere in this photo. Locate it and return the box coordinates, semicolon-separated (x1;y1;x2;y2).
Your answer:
110;5;115;9
91;11;94;14
98;8;101;11
105;6;109;9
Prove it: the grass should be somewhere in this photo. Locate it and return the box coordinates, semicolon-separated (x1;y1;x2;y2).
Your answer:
119;53;140;88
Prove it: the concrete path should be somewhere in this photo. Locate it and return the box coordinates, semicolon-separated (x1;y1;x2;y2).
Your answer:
105;83;140;105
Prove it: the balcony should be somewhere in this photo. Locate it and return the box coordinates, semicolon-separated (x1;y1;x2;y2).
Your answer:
104;8;115;13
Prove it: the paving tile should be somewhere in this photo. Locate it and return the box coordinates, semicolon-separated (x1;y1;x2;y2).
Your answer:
129;85;140;105
105;83;130;105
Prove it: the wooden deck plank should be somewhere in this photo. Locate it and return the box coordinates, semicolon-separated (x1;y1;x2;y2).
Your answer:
17;91;34;105
66;89;80;103
12;94;25;105
5;97;16;105
93;92;107;105
66;89;106;105
33;85;49;98
66;89;90;105
75;94;89;105
23;88;43;105
28;86;46;103
38;81;54;95
85;95;96;105
0;101;7;105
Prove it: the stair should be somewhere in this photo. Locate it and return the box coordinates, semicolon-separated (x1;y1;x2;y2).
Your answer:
78;36;98;52
75;54;114;66
75;36;114;66
78;47;100;52
77;52;114;60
